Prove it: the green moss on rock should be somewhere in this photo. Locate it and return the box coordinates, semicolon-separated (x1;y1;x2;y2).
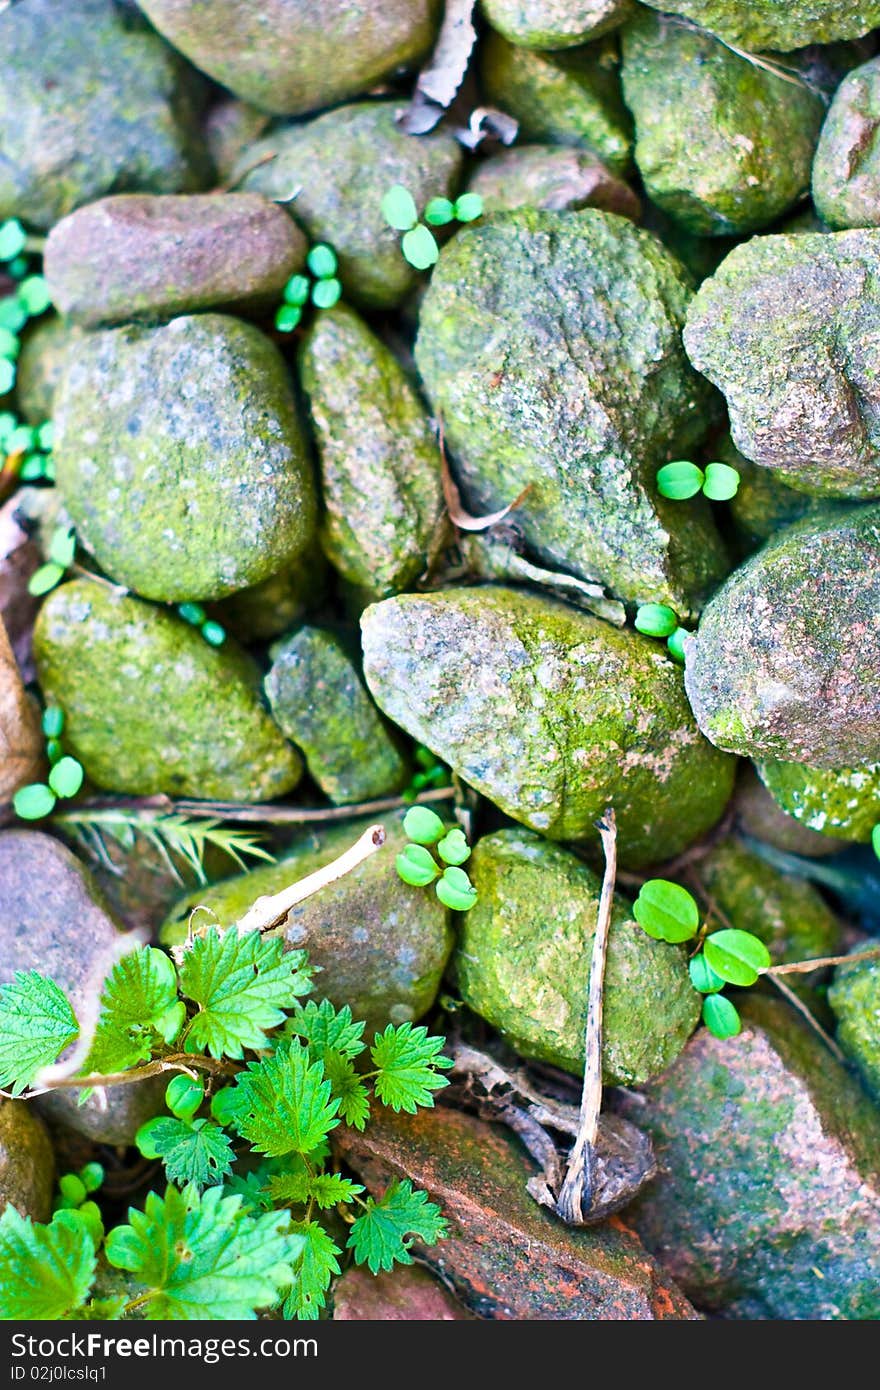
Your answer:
828;953;880;1100
457;829;700;1082
733;764;846;857
415;208;726;611
0;0;210;230
481;0;634;49
34;581;302;800
161;814;453;1037
636;0;880;52
13;317;81;426
621;13;824;237
362;586;736;868
138;0;441;116
755;758;880;841
480;31;633;175
684;230;880;497
216;542;327;644
53;314;316;603
684;506;880;767
298;305;445;599
0;1101;55;1223
239;103;463;311
265;626;408;804
813;55;880;229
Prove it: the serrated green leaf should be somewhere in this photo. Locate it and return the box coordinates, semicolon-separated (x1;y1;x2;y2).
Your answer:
138;1117;234;1191
0;971;79;1095
86;947;180;1075
104;1185;303;1320
633;879;700;943
266;1170;363;1210
283;1220;341;1321
179;928;312;1059
703;929;771;987
347;1180;446;1275
0;1208;96;1319
371;1023;453;1114
286;998;366;1061
322;1049;371;1130
228;1041;340;1157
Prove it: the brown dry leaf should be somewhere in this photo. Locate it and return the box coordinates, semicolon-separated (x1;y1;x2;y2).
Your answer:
0;494;41;681
398;0;477;134
0;610;43;802
440;449;532;531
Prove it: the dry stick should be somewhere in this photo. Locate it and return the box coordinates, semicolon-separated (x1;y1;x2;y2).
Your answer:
766;972;847;1066
233;822;387;935
555;807;617;1224
762;945;880;976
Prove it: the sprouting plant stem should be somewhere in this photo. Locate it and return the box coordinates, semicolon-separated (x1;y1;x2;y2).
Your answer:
233;823;387;934
555;807;616;1224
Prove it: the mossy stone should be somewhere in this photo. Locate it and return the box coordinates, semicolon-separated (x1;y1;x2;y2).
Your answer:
239;103;463;311
621;13;824;237
828;952;880;1100
53;314;317;603
636;0;880;52
466;144;640;219
44;194;307;327
627;996;880;1319
457;829;700;1082
0;0;210;230
696;836;840;995
138;0;441;117
34;581;302;800
161;814;453;1037
755;758;880;842
733;765;846;857
720;432;846;555
684;507;880;768
415;208;726;612
203;99;270;185
362;586;736;868
0;1101;55;1223
813;56;880;229
265;626;409;805
298;305;446;599
216;542;327;644
480;32;633;176
481;0;634;49
684;231;880;498
13;317;81;426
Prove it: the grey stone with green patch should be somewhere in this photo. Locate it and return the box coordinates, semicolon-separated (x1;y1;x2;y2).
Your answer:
467;144;640;219
636;0;880;52
13;317;81;427
239;103;463;310
415;208;726;611
161;813;452;1037
265;626;409;805
54;314;316;603
361;586;736;868
720;433;846;555
480;31;633;175
482;0;633;49
684;231;880;497
0;1102;54;1223
0;0;210;230
755;758;880;842
813;56;880;229
828;951;880;1100
44;194;307;327
621;13;824;237
138;0;441;116
34;581;302;800
625;995;880;1318
456;829;699;1082
684;506;880;767
696;836;840;999
216;542;327;644
299;305;446;599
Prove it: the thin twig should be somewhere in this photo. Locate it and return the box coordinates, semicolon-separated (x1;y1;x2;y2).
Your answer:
766;973;847;1064
50;786;454;830
556;807;617;1224
762;945;880;977
233;823;387;935
17;1051;236;1100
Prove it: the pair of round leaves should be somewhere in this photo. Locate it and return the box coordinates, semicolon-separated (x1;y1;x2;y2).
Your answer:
634;880;770;982
656;460;740;502
633;604;690;663
13;757;84;820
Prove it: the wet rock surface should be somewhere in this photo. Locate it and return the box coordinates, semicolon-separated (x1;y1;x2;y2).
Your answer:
626;996;880;1319
362;586;736;867
0;1102;55;1223
331;1264;474;1320
755;758;880;843
416;208;726;610
828;953;880;1100
814;56;880;229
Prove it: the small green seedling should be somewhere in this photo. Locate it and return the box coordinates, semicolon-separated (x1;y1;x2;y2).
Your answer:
381;185;483;271
402;745;452;802
0;246;52;396
657;460;740;503
0;219;26;263
633;878;770;1039
176;602;225;647
396;806;477;910
871;823;880;861
27;523;75;597
275;245;341;332
14;703;85;823
634;603;678;639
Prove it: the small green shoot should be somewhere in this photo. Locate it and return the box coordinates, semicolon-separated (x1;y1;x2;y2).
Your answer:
396;807;477;910
657;460;740;503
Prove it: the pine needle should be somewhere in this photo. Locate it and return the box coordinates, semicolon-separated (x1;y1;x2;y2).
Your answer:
53;808;275;886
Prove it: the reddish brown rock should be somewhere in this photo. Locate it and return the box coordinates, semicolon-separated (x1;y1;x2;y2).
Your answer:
335;1106;698;1320
44;193;306;326
468;145;641;220
332;1264;474;1321
625;995;880;1319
